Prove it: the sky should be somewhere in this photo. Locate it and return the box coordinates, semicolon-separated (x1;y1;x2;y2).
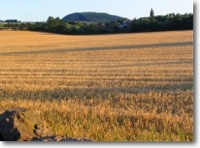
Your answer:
0;0;193;22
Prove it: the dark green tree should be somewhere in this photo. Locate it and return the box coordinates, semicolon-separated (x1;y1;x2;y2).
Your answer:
150;8;155;18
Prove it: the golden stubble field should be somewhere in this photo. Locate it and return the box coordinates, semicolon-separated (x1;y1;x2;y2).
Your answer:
0;30;193;141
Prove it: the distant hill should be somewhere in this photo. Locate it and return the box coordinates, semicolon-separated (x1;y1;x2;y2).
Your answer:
62;12;128;23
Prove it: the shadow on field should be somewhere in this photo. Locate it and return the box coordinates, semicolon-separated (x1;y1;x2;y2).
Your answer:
103;61;193;68
1;83;193;100
0;41;193;56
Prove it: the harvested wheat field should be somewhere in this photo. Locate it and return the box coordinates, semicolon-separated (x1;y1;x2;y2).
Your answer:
0;30;193;141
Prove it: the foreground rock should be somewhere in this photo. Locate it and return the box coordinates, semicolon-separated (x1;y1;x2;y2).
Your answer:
31;136;93;142
0;108;52;141
0;108;93;141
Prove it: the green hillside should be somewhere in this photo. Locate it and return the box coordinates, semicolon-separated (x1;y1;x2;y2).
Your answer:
62;12;128;23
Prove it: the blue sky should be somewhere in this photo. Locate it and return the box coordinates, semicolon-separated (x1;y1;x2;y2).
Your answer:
0;0;193;22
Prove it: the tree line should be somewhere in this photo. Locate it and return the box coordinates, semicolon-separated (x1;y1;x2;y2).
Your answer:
1;13;193;34
130;13;193;32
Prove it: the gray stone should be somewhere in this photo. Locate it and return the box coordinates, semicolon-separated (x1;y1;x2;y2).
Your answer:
0;108;94;142
31;136;94;141
0;108;52;141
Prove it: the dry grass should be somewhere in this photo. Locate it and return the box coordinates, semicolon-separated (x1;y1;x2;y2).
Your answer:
0;30;193;141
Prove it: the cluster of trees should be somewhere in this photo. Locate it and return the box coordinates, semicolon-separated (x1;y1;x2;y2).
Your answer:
130;13;193;32
4;19;20;23
29;13;193;34
0;23;31;30
1;12;193;34
28;17;127;34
